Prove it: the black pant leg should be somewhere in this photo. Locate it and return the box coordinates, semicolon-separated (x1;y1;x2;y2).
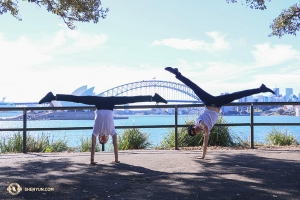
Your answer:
56;94;105;105
214;88;261;107
175;74;214;105
110;95;152;105
56;94;154;110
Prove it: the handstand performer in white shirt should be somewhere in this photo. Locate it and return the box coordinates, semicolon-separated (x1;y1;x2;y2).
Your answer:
165;67;275;159
39;92;167;164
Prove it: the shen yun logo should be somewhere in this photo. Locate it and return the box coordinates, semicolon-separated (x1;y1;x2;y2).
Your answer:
7;183;22;195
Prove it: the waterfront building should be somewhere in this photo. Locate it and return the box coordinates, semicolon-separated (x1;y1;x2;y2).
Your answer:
256;95;264;102
273;88;279;97
221;106;232;114
285;88;293;100
167;108;175;114
263;96;269;102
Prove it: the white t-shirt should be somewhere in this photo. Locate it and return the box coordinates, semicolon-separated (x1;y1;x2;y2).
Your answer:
195;108;220;134
92;110;117;137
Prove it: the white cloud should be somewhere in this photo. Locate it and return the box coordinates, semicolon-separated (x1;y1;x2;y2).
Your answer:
0;29;108;71
152;38;207;51
44;29;107;54
206;32;230;51
0;30;108;102
151;31;230;52
0;34;52;70
252;43;300;67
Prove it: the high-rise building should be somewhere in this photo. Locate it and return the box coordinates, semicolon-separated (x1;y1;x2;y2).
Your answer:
273;88;279;97
285;88;293;100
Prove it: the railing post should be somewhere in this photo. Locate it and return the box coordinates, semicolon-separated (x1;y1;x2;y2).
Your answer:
175;105;178;150
250;103;254;149
23;108;27;153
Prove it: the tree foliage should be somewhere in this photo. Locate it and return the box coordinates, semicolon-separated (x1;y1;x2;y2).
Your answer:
0;0;109;29
226;0;300;37
1;0;300;37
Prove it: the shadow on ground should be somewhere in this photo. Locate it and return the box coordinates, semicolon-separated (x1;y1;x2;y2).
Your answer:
0;150;299;200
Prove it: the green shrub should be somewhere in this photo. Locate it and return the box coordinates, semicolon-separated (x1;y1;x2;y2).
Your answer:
210;116;235;146
266;127;299;146
0;132;70;153
79;137;100;152
50;138;68;152
159;115;235;149
27;133;50;152
0;132;23;153
118;128;152;150
159;118;202;149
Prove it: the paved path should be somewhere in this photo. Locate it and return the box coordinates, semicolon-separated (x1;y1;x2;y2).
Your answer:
1;148;300;200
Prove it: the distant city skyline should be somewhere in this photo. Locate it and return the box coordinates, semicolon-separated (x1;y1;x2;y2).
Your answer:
237;86;300;103
10;85;300;103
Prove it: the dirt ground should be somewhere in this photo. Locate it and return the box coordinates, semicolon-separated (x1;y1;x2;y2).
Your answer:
1;147;300;200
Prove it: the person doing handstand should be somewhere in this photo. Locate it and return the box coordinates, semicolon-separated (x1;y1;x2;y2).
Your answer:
165;67;275;159
39;92;167;164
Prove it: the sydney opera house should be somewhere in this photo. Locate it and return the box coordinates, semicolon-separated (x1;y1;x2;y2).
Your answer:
51;85;101;107
31;85;129;120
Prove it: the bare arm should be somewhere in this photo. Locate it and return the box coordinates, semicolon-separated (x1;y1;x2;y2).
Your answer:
112;134;119;163
90;135;97;164
200;121;209;159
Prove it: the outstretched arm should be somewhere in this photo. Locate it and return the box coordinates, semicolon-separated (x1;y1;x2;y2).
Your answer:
199;121;209;159
112;134;120;163
90;135;97;164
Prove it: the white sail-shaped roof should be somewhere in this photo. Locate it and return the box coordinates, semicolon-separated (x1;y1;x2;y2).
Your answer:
81;87;94;96
53;85;95;107
71;85;88;96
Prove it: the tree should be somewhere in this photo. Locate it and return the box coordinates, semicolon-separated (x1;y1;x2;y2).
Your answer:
0;0;109;30
226;0;300;37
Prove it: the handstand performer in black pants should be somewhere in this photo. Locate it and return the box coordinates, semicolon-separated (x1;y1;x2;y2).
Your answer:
165;67;275;159
39;92;167;164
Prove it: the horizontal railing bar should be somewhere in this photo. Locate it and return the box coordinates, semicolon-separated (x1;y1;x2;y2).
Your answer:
1;122;300;132
248;123;300;126
0;128;24;131
1;101;300;112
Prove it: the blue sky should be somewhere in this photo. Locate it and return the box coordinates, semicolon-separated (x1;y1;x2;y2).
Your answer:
1;0;300;102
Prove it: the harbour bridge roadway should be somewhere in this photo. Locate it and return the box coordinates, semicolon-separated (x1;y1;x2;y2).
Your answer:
14;80;203;106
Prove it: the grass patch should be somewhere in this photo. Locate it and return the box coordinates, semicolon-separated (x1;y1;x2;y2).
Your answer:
266;127;299;146
118;127;152;150
78;136;101;152
0;132;69;153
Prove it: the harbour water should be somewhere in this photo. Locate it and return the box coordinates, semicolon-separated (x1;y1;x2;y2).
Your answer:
1;115;300;149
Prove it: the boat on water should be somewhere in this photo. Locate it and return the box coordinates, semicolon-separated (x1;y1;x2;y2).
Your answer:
0;110;129;121
0;97;22;118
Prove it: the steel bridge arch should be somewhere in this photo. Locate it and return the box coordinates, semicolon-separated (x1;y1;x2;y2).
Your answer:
97;80;201;102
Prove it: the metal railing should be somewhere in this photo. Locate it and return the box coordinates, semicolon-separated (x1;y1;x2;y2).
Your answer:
1;102;300;153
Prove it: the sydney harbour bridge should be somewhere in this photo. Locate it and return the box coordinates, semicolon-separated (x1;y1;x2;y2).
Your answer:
97;80;201;103
16;80;202;106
